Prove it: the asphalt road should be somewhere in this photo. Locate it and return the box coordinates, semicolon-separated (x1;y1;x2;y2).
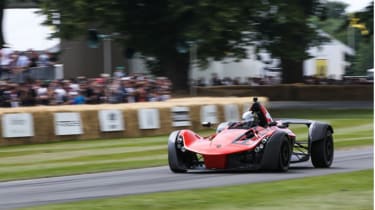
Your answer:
0;147;372;210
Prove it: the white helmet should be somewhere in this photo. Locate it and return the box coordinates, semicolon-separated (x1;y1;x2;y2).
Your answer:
242;111;254;121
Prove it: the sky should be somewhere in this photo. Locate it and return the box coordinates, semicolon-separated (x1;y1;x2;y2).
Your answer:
3;8;59;51
333;0;372;12
2;1;373;51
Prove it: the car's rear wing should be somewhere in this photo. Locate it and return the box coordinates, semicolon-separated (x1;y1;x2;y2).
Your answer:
274;119;314;127
274;119;333;143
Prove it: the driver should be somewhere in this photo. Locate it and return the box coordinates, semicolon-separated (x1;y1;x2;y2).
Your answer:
233;111;258;129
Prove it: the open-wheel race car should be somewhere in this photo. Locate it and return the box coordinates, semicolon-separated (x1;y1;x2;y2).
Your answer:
168;98;334;173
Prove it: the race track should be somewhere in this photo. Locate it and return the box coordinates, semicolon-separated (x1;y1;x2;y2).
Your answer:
0;147;372;209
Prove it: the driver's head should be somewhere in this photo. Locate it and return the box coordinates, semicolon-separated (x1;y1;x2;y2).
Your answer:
242;111;254;122
242;111;259;126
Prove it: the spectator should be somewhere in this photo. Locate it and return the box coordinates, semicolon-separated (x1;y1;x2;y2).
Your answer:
210;73;222;86
36;81;50;105
38;51;50;67
121;77;136;103
28;49;39;68
19;82;37;106
113;66;125;78
8;83;20;107
53;82;68;105
69;91;85;105
0;48;13;79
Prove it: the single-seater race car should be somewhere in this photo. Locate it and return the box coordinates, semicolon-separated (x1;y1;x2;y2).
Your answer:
168;98;334;172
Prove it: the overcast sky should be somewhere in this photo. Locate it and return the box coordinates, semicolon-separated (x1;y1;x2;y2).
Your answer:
333;0;372;12
3;0;373;51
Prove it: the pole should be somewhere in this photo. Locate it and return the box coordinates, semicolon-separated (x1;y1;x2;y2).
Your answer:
189;42;197;96
103;37;112;75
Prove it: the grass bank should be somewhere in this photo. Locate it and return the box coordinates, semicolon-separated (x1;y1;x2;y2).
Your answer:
20;170;373;210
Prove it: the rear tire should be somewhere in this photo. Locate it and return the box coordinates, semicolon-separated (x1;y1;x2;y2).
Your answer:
311;130;334;168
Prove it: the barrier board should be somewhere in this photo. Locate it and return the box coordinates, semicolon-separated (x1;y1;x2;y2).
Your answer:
138;108;160;129
54;112;83;135
98;109;125;132
171;106;191;127
200;105;218;124
2;113;34;138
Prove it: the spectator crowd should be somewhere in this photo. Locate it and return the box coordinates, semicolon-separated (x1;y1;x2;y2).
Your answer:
0;74;172;108
0;48;173;108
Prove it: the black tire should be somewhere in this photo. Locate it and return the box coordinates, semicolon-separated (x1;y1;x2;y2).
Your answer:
168;131;187;173
311;130;334;168
261;132;292;172
277;136;292;172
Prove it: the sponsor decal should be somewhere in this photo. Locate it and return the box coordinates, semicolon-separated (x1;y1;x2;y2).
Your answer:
98;110;125;132
171;106;191;127
54;112;83;135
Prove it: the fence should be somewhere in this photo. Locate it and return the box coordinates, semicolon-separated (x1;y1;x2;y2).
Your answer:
1;66;62;82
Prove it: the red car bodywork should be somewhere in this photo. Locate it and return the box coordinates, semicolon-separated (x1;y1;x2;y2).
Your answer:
179;125;295;169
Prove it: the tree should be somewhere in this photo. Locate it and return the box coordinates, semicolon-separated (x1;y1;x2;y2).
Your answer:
0;0;6;48
37;0;327;87
38;0;260;89
333;1;374;75
325;1;348;18
351;1;374;74
249;0;328;83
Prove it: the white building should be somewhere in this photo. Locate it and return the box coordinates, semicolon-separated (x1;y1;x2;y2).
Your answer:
191;37;354;84
304;39;354;80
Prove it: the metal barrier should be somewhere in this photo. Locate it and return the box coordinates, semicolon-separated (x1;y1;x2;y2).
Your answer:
2;66;56;83
29;66;56;81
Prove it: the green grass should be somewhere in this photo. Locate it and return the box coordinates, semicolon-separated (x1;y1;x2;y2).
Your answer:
0;109;372;181
19;170;374;210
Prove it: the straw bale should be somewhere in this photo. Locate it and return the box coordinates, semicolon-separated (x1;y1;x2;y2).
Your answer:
0;96;268;146
33;111;54;143
189;104;204;131
80;110;100;140
123;108;139;137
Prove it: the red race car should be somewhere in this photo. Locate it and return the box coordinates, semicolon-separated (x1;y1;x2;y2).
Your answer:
168;98;334;172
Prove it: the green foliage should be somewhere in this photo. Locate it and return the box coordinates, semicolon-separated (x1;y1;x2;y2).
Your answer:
325;1;348;18
311;1;374;76
352;38;374;75
38;0;256;62
251;0;326;61
247;0;329;83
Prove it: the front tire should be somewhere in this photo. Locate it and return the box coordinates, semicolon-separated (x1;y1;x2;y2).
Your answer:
311;130;334;168
277;136;292;172
261;132;292;172
168;131;187;173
